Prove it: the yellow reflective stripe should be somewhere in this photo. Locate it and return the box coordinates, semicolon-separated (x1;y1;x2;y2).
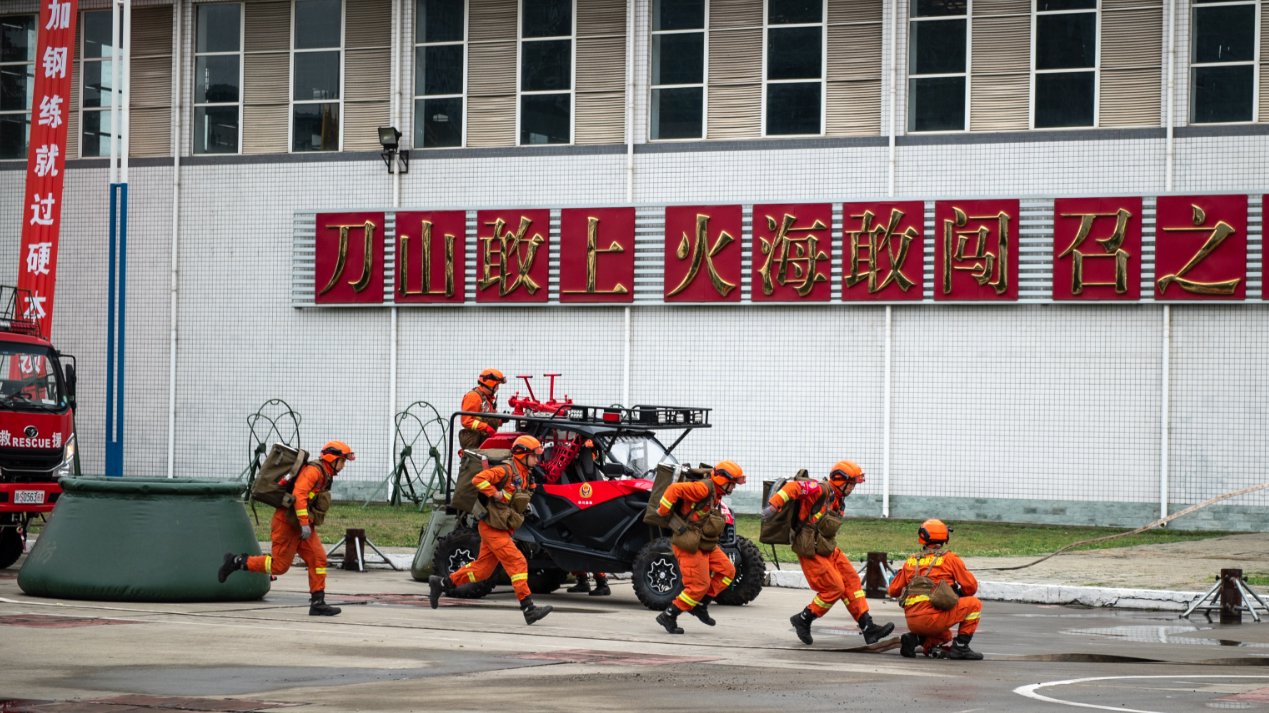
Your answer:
676;592;700;607
965;612;980;621
476;481;496;492
853;589;866;599
905;595;930;607
510;573;529;583
720;576;733;587
812;596;831;609
263;556;272;572
295;509;309;516
471;419;484;429
776;490;791;503
811;512;823;522
314;567;327;575
659;496;674;509
465;571;477;582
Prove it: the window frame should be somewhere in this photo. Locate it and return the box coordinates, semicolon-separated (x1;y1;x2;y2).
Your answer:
0;13;36;160
648;0;709;142
192;2;244;155
289;0;345;153
516;0;575;146
414;0;468;149
1188;0;1260;124
906;0;971;134
1030;0;1099;130
80;9;117;158
762;0;826;137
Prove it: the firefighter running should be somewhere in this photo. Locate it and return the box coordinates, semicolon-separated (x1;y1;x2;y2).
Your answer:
218;440;354;616
761;460;895;646
653;460;745;634
458;368;506;450
429;435;553;624
887;518;984;660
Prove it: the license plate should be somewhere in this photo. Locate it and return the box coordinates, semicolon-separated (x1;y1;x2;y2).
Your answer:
13;489;45;505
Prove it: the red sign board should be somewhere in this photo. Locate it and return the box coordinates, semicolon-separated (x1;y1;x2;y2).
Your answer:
841;201;925;301
1052;197;1143;301
934;199;1020;301
663;205;743;302
314;212;384;304
476;209;551;303
394;211;465;303
559;207;635;303
17;0;79;337
751;203;832;302
1154;195;1247;301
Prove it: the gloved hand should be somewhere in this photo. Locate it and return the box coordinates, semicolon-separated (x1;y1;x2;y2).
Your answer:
300;524;312;541
760;504;778;520
951;583;964;596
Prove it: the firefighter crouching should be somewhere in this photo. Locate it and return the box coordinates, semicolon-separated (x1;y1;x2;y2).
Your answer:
761;460;895;646
654;460;745;635
429;435;553;625
887;519;984;660
459;368;506;450
218;440;353;616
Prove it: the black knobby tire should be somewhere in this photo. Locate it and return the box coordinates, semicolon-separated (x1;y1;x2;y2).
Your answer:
714;536;766;606
527;567;568;594
631;536;682;611
431;527;497;598
0;528;22;569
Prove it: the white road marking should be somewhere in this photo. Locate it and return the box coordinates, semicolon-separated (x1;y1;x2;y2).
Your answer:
1014;674;1269;712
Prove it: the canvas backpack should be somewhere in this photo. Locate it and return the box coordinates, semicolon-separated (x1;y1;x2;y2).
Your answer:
643;462;711;529
900;548;959;611
759;469;813;545
250;443;309;509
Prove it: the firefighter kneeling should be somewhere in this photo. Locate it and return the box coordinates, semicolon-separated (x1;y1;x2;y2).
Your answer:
887;519;984;660
428;435;553;625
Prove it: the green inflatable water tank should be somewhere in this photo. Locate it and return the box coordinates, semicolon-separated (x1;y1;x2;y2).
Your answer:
18;477;270;602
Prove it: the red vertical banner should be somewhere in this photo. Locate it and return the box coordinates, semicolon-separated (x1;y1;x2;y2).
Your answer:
663;205;743;302
751;203;832;302
934;199;1020;301
314;212;385;304
394;211;465;303
559;207;635;303
841;201;925;302
1052;197;1143;301
18;0;78;337
476;209;551;303
1154;195;1247;301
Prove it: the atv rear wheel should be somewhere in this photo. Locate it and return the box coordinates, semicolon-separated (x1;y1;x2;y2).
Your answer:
714;535;765;606
631;536;681;611
0;527;22;569
528;567;568;594
431;527;497;599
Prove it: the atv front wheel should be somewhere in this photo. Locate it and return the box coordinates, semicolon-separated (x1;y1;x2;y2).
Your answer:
715;535;766;606
431;527;498;599
631;536;681;611
528;567;568;594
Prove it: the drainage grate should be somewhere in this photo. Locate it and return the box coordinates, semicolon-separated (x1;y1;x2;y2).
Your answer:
515;649;721;666
0;615;140;629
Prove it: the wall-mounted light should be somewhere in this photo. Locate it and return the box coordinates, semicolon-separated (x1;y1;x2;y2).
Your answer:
378;126;409;174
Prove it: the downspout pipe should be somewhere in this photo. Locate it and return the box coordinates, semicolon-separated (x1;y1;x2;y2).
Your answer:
166;0;182;478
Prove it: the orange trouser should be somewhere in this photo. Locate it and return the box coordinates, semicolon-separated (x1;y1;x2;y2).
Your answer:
449;521;531;600
801;548;870;620
904;596;982;649
245;508;327;593
672;544;735;612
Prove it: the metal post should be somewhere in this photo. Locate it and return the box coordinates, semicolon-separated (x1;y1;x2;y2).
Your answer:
865;551;889;599
1221;568;1244;624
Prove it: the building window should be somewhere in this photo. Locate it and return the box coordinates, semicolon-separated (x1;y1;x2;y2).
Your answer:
415;0;464;148
908;0;967;132
81;11;116;157
765;0;823;136
519;0;571;145
1033;0;1096;128
193;3;242;154
0;14;35;160
650;0;705;140
292;0;341;152
1190;0;1257;123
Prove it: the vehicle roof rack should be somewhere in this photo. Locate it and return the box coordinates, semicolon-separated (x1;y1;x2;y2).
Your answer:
455;404;711;430
0;286;40;336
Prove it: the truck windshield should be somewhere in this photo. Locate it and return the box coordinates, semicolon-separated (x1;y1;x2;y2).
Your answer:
0;347;66;411
603;433;678;478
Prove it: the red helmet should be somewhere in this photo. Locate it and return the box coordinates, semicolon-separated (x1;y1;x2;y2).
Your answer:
479;368;506;388
918;518;950;546
829;460;864;484
321;440;355;464
711;460;745;488
511;435;543;457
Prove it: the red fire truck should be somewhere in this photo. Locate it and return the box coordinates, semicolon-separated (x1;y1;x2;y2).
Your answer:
0;287;78;568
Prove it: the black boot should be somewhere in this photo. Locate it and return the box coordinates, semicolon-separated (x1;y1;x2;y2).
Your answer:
790;607;816;645
567;576;590;593
656;605;684;634
899;632;920;658
946;633;983;660
520;596;553;625
687;596;715;626
589;574;611;597
309;591;341;616
428;575;453;610
217;553;246;584
858;612;896;645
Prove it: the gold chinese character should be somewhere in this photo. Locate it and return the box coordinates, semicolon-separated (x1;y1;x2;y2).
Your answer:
563;216;628;295
1157;204;1240;296
757;213;828;297
1057;208;1131;295
844;208;917;294
479;216;545;297
667;213;737;298
941;207;1010;295
398;220;456;297
318;219;376;296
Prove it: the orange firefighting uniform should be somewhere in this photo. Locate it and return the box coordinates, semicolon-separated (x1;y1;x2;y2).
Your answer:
459;384;502;447
656;480;736;613
245;461;333;593
768;479;872;620
886;548;982;651
448;458;535;600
